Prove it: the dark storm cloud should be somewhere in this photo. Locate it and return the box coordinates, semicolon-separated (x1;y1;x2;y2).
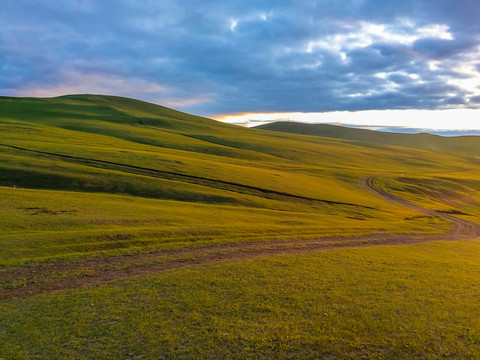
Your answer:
412;37;477;59
2;0;480;116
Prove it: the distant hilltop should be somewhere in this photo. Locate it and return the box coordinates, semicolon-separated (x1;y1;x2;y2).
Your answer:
255;121;480;158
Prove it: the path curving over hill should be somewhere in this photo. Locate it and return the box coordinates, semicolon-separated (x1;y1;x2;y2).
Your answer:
1;176;479;300
362;175;479;238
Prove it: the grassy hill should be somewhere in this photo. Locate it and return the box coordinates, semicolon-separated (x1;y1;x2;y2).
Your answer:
2;95;480;358
256;121;480;159
2;93;480;262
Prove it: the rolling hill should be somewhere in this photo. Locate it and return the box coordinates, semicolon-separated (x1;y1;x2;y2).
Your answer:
256;121;480;159
2;94;480;358
2;93;480;264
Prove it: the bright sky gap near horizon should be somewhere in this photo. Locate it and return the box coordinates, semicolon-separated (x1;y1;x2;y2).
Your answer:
2;1;480;130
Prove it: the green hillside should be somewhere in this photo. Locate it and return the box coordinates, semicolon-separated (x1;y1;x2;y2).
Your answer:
2;95;480;358
256;121;480;159
1;94;480;263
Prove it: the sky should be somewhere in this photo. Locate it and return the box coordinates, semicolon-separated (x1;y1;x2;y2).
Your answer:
2;0;480;130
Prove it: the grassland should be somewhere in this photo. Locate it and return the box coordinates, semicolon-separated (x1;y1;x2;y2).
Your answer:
3;240;480;359
256;121;480;158
3;95;472;267
1;94;479;358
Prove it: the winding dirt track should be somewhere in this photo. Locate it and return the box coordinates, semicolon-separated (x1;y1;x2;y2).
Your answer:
1;176;478;300
363;176;479;238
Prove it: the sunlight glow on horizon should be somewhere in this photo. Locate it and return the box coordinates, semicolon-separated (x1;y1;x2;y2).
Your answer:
214;109;480;130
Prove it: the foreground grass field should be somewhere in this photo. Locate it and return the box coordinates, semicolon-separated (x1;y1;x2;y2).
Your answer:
3;240;480;359
1;95;479;358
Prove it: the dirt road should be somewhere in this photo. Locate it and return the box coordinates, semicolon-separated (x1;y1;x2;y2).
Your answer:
1;175;478;300
362;175;479;238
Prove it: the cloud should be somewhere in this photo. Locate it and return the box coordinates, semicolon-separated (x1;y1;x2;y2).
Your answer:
6;70;214;109
217;108;480;130
412;37;473;59
6;71;165;98
2;0;480;117
469;96;480;105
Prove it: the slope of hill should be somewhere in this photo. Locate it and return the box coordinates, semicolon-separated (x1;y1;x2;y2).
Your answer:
1;95;479;258
2;94;480;358
256;121;480;159
0;95;466;208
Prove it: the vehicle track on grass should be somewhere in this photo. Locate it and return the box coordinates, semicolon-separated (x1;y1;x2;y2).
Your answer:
1;176;478;300
0;143;374;209
363;176;479;238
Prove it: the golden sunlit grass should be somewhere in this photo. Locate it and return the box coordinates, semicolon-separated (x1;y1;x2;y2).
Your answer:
379;172;480;220
3;240;480;359
1;94;479;359
0;185;443;267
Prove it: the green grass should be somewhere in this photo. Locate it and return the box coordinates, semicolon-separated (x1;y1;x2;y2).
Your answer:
1;185;442;267
256;121;480;159
2;240;480;359
0;95;474;215
1;94;480;359
378;172;480;221
2;94;463;268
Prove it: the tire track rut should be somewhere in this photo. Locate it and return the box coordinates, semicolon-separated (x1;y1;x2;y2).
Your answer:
0;143;373;209
1;175;478;300
363;176;479;238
